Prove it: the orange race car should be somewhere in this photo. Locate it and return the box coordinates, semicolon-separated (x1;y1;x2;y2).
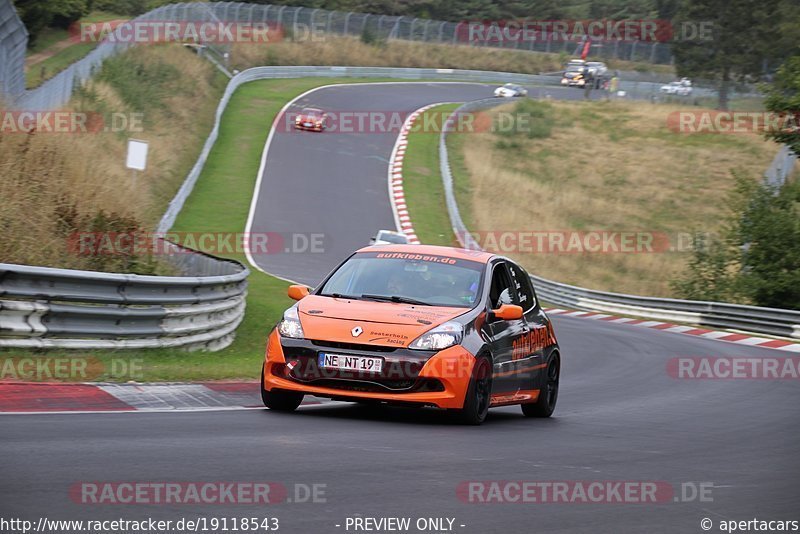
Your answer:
261;244;561;424
293;107;328;131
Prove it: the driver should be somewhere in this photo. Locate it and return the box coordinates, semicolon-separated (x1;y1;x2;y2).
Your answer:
386;272;408;295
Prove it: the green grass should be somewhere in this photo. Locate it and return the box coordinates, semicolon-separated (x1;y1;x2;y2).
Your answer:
26;11;126;88
401;104;460;246
28;28;70;55
446;126;476;232
27;43;100;88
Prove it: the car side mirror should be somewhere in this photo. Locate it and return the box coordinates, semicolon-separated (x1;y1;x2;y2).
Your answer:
288;285;310;301
369;237;376;244
490;304;524;321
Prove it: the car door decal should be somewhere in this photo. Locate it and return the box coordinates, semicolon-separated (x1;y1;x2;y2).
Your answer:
511;323;556;361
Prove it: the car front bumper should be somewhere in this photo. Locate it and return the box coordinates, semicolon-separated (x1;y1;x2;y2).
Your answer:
295;122;324;131
262;330;476;409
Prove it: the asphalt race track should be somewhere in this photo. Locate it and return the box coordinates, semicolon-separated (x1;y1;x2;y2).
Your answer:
247;82;494;284
246;82;590;285
2;82;798;534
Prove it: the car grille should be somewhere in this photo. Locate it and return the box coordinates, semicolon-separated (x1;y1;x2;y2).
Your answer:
300;377;444;393
311;340;398;353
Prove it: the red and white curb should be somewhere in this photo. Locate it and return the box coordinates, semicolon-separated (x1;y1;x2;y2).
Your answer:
388;103;447;245
0;381;332;414
544;308;800;353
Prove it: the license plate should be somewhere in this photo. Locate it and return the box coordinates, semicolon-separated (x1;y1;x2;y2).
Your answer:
304;122;312;127
318;353;383;373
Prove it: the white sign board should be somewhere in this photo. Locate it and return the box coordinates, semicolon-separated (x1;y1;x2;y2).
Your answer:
126;139;148;171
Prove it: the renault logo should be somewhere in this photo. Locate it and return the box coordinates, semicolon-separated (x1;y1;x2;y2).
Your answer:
351;326;363;337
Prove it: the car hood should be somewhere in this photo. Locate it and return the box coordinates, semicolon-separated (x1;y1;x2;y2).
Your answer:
296;295;467;347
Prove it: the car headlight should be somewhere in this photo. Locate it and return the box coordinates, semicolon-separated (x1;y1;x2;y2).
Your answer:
277;305;305;339
409;321;463;351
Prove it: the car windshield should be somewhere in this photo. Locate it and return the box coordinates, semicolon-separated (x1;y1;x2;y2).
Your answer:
566;66;582;72
319;251;484;308
377;232;408;244
503;84;516;89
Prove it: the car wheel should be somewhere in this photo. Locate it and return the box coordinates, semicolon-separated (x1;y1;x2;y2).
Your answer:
260;364;303;411
456;355;493;425
521;353;559;418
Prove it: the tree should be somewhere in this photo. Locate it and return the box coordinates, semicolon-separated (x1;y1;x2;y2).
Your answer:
737;177;800;308
671;0;781;110
763;55;800;156
672;174;800;310
13;0;89;45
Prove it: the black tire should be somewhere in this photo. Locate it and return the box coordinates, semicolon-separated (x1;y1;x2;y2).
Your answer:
260;364;303;411
455;355;493;425
522;353;559;418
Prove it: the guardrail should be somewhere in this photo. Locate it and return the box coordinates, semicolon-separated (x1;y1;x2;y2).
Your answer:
440;99;800;340
529;275;800;339
0;240;248;350
764;145;798;189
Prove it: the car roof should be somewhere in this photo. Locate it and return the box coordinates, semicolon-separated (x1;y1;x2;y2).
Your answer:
356;243;494;263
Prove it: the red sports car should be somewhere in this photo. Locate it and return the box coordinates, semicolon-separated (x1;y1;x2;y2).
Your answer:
294;107;328;132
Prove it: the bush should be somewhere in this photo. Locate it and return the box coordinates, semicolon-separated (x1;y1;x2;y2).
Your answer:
494;99;554;140
672;173;800;310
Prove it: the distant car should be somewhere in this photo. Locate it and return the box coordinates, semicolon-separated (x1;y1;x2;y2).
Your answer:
561;65;586;87
660;79;693;96
370;230;410;246
585;61;608;79
561;61;608;89
494;83;528;97
294;107;328;131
